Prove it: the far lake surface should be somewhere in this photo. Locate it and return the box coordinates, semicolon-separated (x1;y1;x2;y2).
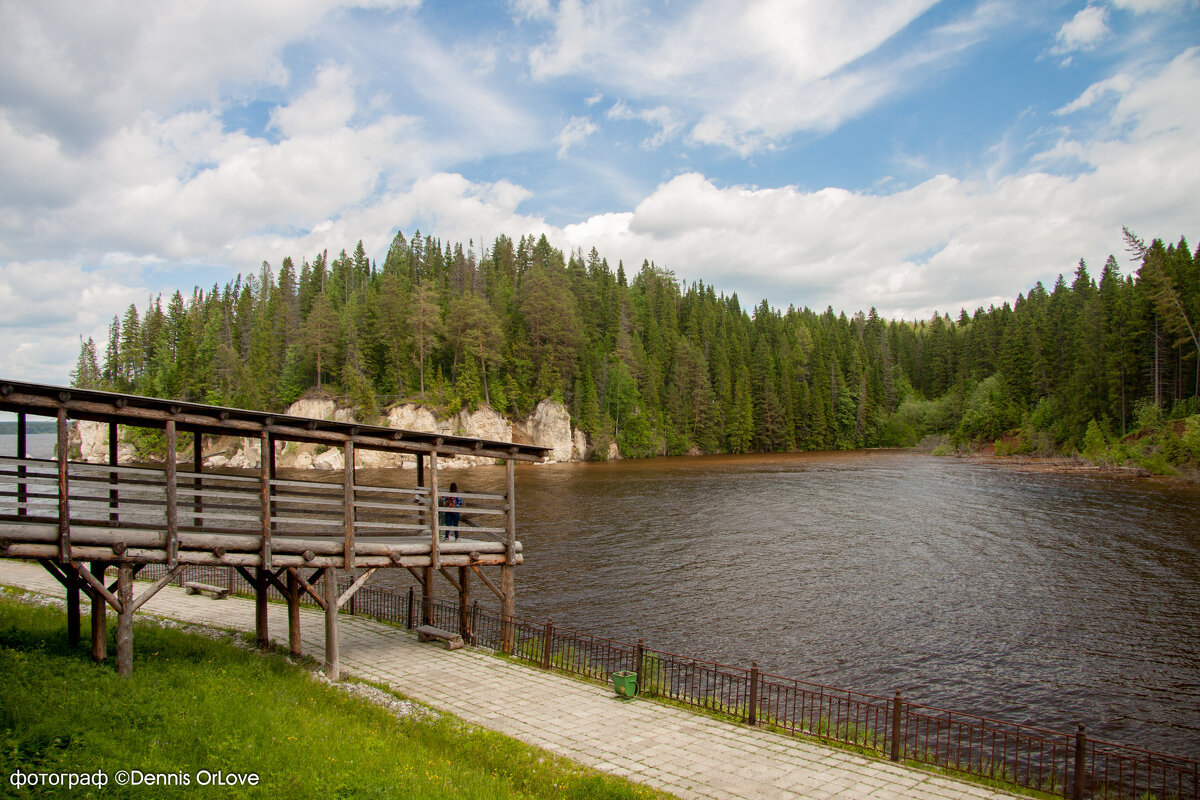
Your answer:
4;434;1197;758
373;450;1200;759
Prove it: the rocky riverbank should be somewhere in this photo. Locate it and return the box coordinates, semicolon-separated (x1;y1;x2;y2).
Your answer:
71;396;597;470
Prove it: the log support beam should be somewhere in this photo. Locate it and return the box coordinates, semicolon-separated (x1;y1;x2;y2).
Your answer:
500;564;515;654
286;569;302;657
115;563;133;676
324;566;339;680
458;566;472;644
90;562;107;662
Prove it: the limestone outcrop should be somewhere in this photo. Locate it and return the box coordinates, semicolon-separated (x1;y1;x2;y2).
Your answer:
69;394;597;470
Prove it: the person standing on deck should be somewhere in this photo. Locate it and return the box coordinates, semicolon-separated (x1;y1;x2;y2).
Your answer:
440;482;462;541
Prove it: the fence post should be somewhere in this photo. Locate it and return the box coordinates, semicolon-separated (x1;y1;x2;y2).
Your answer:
748;661;759;726
542;618;554;670
635;638;644;684
1072;724;1087;800
471;601;479;646
890;691;903;762
406;586;414;630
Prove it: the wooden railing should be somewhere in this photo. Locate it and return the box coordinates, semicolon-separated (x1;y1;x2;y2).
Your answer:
0;455;515;568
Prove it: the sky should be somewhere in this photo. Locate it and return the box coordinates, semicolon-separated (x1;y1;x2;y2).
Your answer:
1;0;1198;386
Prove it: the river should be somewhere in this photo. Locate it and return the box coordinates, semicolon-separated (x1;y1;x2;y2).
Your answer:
370;450;1200;760
5;434;1198;758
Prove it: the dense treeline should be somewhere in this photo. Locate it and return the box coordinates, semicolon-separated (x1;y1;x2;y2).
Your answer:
72;228;1200;468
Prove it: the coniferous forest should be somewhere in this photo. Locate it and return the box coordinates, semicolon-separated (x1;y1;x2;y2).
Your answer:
71;228;1200;473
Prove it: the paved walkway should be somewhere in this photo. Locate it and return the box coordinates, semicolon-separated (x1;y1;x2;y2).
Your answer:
0;560;1025;800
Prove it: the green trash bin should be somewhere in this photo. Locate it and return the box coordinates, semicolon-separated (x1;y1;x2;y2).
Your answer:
611;670;638;699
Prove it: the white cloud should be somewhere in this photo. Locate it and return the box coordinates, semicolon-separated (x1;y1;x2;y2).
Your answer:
1109;0;1189;11
1053;74;1135;114
0;258;149;383
554;50;1200;319
1050;5;1111;58
607;101;682;149
555;116;599;158
522;0;945;152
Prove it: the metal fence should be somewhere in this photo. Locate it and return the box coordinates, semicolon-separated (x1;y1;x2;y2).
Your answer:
138;564;1198;800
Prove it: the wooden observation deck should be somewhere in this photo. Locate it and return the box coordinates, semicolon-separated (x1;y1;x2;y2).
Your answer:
0;379;549;677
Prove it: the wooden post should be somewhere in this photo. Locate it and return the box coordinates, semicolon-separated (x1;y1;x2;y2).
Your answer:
747;661;759;725
505;458;517;565
343;440;355;570
428;450;440;569
500;563;514;654
422;566;434;626
90;562;107;662
324;567;339;681
192;431;203;528
458;566;471;643
108;422;118;524
890;691;903;761
254;567;268;648
116;563;133;676
1072;724;1087;800
164;418;178;567
259;431;272;570
415;453;426;538
635;639;644;685
406;586;414;629
56;403;69;561
65;563;80;646
287;569;302;658
15;412;25;517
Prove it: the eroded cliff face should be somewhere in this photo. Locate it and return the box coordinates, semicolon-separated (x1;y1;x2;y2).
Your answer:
517;398;589;462
71;395;597;470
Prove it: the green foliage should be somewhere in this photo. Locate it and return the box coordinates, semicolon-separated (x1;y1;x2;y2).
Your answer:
0;597;668;800
72;229;1199;467
1082;419;1109;461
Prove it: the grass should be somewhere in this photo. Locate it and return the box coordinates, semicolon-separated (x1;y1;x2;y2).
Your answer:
0;594;670;800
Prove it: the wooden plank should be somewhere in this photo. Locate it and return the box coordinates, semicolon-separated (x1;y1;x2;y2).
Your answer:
470;564;504;601
336;566;377;610
16;413;26;518
182;580;229;600
57;404;69;561
428;451;439;569
74;561;121;611
285;566;326;609
437;566;461;593
164;418;178;567
108;421;118;524
131;564;187;612
415;624;463;650
343;440;355;570
259;431;271;570
506;458;516;566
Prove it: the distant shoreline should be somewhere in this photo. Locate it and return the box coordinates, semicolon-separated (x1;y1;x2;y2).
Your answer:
0;421;57;435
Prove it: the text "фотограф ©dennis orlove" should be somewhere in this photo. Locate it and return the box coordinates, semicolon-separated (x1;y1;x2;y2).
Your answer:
8;768;261;790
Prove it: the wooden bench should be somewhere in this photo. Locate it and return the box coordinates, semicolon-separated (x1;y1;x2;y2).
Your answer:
415;624;463;650
183;581;230;600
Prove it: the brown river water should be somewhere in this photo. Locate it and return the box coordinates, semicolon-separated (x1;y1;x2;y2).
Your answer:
7;436;1199;758
368;449;1200;760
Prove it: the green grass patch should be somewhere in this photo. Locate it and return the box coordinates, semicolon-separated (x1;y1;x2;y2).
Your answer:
0;595;669;800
